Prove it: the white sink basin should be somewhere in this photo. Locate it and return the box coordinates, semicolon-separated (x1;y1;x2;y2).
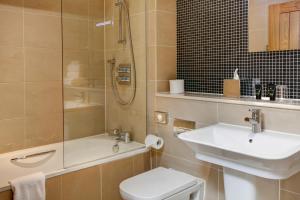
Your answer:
178;123;300;180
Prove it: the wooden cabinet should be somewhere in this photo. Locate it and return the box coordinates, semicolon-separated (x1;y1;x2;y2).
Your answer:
269;1;300;51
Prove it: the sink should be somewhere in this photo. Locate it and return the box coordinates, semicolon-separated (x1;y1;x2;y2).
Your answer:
178;123;300;200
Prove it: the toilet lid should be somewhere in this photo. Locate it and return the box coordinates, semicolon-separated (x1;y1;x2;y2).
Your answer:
120;167;198;200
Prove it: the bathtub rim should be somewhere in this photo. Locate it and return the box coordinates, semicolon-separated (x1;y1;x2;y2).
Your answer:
0;147;149;193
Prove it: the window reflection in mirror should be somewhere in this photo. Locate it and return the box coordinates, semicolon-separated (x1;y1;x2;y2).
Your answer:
249;0;300;52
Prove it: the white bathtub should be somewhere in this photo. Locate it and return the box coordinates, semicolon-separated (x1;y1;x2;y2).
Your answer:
0;134;147;192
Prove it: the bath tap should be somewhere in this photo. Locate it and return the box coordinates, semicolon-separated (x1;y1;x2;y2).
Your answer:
244;109;262;133
116;132;131;143
111;129;131;143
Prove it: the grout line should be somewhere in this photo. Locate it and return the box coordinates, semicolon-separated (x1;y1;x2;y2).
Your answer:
161;151;220;171
155;10;176;15
280;188;300;196
148;44;176;48
22;0;26;148
279;180;281;200
217;169;220;200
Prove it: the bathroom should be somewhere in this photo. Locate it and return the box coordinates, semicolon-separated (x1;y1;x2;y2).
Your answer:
1;0;300;199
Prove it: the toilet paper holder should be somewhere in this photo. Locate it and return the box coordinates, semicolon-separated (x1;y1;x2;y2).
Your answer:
173;118;196;137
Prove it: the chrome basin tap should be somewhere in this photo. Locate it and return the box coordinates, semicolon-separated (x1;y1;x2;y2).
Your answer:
244;109;262;133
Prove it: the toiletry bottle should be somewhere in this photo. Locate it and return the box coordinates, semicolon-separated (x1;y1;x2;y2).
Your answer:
267;83;276;101
255;84;262;100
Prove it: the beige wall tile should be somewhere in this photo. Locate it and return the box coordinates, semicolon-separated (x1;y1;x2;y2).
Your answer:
24;14;61;49
151;150;157;168
25;114;63;148
156;12;176;46
24;0;61;15
131;14;147;49
62;166;101;200
102;157;134;200
147;0;156;11
157;80;169;92
156;97;218;126
63;49;89;81
64;107;105;140
282;172;300;194
104;0;113;20
46;176;62;200
218;103;300;134
0;152;149;199
0;0;23;11
62;0;88;18
133;152;151;175
25;81;63;116
147;47;156;81
0;83;24;120
0;118;24;154
157;46;176;80
0;190;12;200
147;81;157;134
262;107;300;134
147;12;156;46
0;47;24;82
89;0;104;20
63;18;88;50
156;122;204;164
89;21;104;51
128;0;145;16
254;176;279;200
104;24;117;50
218;103;251;127
0;10;23;47
280;190;300;200
156;0;176;13
88;50;105;80
25;47;62;82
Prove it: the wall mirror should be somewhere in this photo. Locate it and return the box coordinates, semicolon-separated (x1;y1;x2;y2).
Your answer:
249;0;300;52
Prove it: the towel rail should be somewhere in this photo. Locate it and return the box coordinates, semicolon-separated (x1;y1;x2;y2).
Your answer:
10;150;56;161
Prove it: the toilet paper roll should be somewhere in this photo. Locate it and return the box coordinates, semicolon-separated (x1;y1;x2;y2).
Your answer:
145;135;164;150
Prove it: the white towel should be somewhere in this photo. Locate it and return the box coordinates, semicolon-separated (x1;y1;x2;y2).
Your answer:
9;172;45;200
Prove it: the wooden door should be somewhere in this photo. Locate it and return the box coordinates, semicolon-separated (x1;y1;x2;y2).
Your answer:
269;0;300;51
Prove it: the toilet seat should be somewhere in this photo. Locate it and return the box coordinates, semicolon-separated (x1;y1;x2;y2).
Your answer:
120;167;199;200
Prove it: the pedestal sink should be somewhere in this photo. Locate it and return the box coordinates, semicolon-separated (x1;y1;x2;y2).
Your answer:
178;123;300;200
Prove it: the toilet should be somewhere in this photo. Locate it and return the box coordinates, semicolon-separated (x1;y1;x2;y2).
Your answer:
120;167;205;200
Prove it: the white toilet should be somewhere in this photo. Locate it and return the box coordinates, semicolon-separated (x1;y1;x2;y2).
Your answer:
120;167;205;200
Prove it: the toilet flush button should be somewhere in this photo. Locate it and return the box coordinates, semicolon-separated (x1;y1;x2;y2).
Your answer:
155;111;168;124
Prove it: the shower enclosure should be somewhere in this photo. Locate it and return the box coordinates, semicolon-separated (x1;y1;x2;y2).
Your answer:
0;0;147;189
62;0;147;167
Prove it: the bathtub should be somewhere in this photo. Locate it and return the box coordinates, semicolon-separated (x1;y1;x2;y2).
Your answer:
0;134;147;192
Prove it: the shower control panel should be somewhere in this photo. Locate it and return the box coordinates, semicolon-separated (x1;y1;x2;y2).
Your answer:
117;64;131;85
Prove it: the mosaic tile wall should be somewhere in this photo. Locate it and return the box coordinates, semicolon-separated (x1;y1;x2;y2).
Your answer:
177;0;300;99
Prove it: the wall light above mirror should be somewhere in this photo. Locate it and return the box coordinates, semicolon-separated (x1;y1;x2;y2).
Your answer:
249;0;300;52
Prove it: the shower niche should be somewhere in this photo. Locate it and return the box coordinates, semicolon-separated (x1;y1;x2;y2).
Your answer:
62;0;147;167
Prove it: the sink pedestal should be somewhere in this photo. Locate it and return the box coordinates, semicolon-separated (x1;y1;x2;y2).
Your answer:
223;168;278;200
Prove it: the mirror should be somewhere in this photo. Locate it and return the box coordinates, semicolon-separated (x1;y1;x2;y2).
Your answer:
249;0;300;52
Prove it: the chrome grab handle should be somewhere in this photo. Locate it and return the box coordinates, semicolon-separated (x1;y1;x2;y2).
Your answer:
11;150;56;161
